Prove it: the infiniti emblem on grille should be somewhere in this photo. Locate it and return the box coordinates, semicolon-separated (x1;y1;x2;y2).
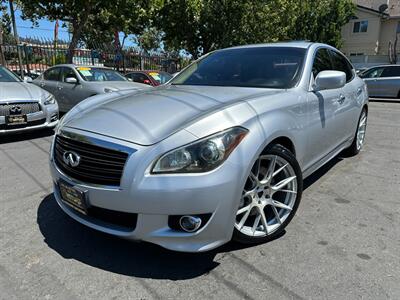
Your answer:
9;105;22;115
63;151;81;167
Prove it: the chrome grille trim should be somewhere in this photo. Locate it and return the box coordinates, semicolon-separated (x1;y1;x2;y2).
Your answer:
0;102;41;116
54;133;134;186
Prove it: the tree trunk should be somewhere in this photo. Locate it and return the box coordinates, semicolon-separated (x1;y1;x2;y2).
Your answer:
0;25;5;65
66;21;85;64
66;7;91;64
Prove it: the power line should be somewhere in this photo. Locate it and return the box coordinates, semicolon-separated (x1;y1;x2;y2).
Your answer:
16;25;69;33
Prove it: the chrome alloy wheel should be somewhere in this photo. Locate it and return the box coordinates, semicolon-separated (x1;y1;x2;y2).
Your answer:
235;155;297;237
356;111;367;151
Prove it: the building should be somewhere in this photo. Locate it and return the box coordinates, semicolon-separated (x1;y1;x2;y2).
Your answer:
341;0;400;67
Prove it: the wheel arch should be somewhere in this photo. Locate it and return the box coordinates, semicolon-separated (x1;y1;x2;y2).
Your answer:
262;136;296;157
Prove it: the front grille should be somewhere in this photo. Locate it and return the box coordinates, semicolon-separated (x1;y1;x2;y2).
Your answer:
0;102;41;116
0;118;46;130
54;135;129;186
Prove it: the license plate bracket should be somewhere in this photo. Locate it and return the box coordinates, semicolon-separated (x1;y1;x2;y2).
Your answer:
58;180;88;215
6;115;27;126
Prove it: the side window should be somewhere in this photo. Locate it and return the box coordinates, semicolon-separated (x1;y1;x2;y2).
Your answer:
381;66;400;78
131;73;150;84
61;67;77;81
330;50;354;83
360;67;384;79
43;68;61;81
312;48;332;78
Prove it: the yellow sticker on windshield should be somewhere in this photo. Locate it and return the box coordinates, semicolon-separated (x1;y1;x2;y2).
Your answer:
77;67;91;71
149;72;159;76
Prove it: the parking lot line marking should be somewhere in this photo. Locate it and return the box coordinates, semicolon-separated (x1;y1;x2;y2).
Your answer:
29;140;50;155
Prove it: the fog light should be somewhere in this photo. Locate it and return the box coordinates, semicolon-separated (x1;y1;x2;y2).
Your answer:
179;215;202;232
50;114;58;122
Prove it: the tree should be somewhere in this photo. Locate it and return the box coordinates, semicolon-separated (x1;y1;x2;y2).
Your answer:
17;0;156;62
137;27;164;53
0;0;13;64
290;0;355;48
157;0;355;58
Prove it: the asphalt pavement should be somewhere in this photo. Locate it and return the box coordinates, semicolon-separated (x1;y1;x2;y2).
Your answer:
0;101;399;299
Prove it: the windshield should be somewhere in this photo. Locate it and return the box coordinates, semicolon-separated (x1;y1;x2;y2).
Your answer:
0;66;21;82
171;47;307;89
148;71;172;84
76;67;127;82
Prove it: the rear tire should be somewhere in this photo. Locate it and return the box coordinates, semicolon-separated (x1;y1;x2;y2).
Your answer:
233;144;303;244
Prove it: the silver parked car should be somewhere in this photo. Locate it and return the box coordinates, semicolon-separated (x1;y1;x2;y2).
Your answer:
359;64;400;98
33;65;152;112
50;42;368;252
0;65;59;134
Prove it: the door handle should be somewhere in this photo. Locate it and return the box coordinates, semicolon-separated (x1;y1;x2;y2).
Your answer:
357;87;362;97
338;94;345;104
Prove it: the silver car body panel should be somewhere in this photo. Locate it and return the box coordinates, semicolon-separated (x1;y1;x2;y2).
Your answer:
50;42;369;252
0;81;59;134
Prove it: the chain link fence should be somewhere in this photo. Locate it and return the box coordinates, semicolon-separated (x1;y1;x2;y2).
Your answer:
0;36;191;78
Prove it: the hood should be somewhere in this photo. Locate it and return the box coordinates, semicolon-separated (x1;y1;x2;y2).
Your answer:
63;85;284;145
0;82;47;102
88;81;152;91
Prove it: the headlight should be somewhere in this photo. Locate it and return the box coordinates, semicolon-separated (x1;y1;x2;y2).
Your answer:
43;94;55;105
151;127;248;174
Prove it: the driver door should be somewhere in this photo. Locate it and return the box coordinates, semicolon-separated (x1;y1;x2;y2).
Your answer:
305;48;343;168
57;67;84;112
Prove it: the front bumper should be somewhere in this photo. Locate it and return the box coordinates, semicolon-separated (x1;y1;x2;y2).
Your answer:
0;103;59;134
49;128;250;252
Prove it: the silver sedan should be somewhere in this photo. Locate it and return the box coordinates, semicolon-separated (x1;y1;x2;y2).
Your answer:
49;42;368;252
33;65;152;112
359;65;400;99
0;66;59;134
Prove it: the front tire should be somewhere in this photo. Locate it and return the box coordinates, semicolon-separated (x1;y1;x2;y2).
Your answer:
345;108;367;156
233;144;303;244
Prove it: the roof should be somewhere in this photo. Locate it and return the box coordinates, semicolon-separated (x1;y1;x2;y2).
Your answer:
222;41;315;51
357;5;389;17
53;64;111;68
126;70;170;74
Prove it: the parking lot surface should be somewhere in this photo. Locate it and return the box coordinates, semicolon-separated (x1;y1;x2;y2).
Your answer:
0;102;399;300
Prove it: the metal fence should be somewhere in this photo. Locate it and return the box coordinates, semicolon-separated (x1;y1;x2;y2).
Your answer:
348;54;391;69
0;37;190;78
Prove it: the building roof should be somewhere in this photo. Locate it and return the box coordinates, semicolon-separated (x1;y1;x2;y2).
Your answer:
357;4;389;16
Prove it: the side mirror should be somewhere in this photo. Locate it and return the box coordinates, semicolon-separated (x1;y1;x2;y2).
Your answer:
65;77;78;84
313;70;346;91
23;76;33;83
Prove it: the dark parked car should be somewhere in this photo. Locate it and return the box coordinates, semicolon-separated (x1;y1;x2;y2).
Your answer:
125;70;172;86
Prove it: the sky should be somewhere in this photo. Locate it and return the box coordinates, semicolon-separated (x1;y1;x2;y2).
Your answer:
8;7;135;46
14;10;70;41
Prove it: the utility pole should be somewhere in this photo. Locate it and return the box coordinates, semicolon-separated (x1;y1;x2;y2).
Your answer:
9;0;24;77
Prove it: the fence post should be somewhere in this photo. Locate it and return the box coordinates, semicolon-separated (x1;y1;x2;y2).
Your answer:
23;44;30;75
